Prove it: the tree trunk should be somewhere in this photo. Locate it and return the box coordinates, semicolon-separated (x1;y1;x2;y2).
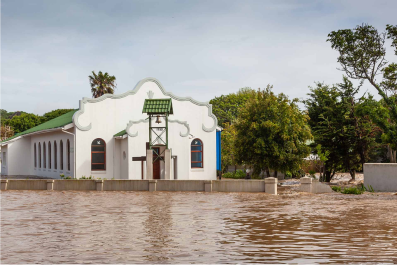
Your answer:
350;169;356;180
274;170;278;178
266;168;270;178
324;170;332;182
388;146;397;163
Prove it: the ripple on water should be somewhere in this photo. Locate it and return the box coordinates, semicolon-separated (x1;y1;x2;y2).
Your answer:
1;190;397;264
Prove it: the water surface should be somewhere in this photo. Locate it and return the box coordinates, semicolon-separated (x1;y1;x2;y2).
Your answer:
2;191;397;263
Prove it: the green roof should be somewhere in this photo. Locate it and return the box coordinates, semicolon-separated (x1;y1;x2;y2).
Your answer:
1;110;78;143
142;99;173;114
114;129;126;137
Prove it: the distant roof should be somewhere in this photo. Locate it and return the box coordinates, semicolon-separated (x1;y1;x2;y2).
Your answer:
1;110;78;144
142;98;173;115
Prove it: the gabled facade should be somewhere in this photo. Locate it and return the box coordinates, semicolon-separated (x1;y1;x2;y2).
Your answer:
1;78;221;180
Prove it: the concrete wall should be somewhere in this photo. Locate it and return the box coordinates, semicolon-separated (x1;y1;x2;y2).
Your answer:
213;180;266;192
156;180;205;191
103;180;149;191
53;180;96;190
364;163;397;192
6;180;47;190
1;179;273;193
74;79;217;180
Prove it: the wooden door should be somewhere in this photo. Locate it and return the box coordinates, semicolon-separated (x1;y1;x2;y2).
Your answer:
153;148;161;179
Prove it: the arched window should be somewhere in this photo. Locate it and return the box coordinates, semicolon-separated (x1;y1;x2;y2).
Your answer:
191;139;203;168
34;143;37;167
48;141;52;169
54;141;57;170
91;138;106;170
38;143;41;168
67;139;71;171
43;142;46;168
60;140;64;170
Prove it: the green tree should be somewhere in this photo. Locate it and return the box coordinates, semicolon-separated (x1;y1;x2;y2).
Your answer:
209;88;254;126
41;109;74;123
305;78;383;181
327;24;397;161
5;113;42;134
220;123;237;172
234;86;312;178
89;71;117;98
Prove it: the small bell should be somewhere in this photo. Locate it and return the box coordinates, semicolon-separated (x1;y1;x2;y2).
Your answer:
155;115;162;124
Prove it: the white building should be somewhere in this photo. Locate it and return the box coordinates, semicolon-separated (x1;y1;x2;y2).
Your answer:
1;77;222;180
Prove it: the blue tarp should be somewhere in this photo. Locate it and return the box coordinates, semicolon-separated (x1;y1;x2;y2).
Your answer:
216;130;221;171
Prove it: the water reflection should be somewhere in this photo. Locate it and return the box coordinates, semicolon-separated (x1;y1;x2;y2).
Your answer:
1;191;397;263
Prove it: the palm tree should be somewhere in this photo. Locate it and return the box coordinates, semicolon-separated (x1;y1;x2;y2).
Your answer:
89;71;117;98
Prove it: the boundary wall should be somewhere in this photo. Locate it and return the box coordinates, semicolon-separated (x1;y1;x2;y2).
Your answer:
364;163;397;192
1;178;278;194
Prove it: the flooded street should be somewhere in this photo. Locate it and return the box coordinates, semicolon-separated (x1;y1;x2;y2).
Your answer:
1;191;397;264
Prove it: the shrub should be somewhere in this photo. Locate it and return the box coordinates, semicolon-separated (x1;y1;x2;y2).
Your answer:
285;171;292;179
222;172;234;178
222;170;246;179
332;186;342;192
341;187;363;195
60;174;65;179
235;170;246;178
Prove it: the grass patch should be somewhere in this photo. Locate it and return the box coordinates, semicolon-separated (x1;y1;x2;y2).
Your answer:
331;186;342;192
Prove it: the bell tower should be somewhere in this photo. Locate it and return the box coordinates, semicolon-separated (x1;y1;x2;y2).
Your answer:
142;98;173;180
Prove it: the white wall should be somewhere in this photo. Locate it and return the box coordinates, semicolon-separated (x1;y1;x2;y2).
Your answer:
75;79;217;180
1;145;8;175
3;137;31;176
31;130;74;179
364;163;397;192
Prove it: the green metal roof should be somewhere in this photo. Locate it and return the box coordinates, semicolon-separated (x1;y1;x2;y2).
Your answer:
1;110;78;144
114;129;126;137
142;98;173;114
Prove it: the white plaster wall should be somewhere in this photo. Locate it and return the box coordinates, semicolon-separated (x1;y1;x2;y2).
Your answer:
364;163;397;192
75;79;217;180
114;139;121;179
1;145;8;175
2;138;31;176
121;138;128;179
31;131;74;179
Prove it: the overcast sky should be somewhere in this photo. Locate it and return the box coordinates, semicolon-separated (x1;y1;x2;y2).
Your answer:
1;0;396;115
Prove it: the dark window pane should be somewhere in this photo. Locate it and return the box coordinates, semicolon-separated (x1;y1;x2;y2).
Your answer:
92;164;105;170
92;153;105;163
192;140;202;146
191;152;202;162
191;162;203;168
191;145;202;151
92;146;105;151
92;139;105;146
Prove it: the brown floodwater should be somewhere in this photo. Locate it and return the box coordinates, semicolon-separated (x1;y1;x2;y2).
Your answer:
1;190;397;264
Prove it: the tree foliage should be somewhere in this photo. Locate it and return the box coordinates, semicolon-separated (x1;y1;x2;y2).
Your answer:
234;86;312;177
41;109;74;123
5;113;42;134
209;88;254;126
304;78;383;181
327;24;397;152
2;109;75;138
220;122;237;172
89;71;117;98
